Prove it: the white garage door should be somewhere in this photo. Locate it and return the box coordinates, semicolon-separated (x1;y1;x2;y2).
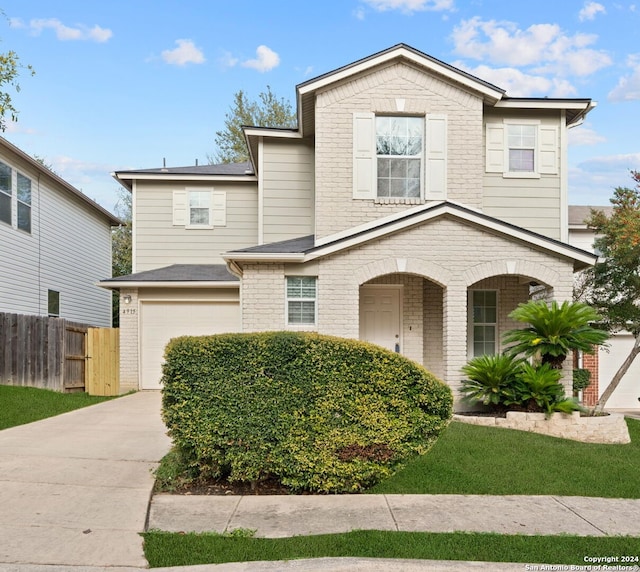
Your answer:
598;333;640;409
140;301;240;390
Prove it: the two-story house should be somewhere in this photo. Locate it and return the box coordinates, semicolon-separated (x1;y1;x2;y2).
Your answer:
103;44;597;402
0;136;119;327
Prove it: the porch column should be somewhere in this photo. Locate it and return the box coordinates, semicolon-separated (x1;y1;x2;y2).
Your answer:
442;281;468;403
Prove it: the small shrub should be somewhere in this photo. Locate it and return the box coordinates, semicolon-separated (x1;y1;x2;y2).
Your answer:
460;354;523;410
572;368;592;393
161;331;452;493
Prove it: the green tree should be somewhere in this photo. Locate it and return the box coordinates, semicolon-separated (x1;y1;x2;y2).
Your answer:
209;86;296;164
111;188;132;326
584;171;640;412
503;300;608;370
0;48;34;131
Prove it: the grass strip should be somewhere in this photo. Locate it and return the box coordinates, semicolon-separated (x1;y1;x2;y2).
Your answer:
0;384;115;430
368;418;640;498
143;529;640;568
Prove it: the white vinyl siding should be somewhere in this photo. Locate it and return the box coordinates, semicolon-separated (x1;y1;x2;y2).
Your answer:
352;112;447;202
262;139;314;243
136;181;258;271
0;151;113;326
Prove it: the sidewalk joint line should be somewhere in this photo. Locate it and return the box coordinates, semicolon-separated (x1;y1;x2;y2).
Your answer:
383;495;400;531
224;495;244;533
551;496;607;535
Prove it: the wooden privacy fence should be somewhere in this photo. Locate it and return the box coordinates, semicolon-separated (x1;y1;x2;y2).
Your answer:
0;312;119;395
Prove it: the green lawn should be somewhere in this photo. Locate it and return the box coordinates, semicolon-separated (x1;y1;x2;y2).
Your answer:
146;418;640;567
369;418;640;498
143;530;640;568
0;384;116;430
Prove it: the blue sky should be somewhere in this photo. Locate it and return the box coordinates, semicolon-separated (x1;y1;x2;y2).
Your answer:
2;0;639;214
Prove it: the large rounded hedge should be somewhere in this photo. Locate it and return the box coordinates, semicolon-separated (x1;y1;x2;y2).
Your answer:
161;331;452;493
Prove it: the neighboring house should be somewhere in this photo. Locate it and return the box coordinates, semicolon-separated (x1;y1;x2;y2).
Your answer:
103;44;598;405
0;137;120;327
568;205;640;410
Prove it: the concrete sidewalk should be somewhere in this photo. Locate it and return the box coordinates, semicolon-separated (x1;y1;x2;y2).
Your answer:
149;492;640;538
0;391;171;568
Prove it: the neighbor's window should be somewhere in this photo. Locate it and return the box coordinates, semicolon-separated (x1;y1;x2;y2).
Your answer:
0;161;11;226
376;116;423;198
286;276;317;326
471;290;497;357
507;124;536;173
17;173;31;233
48;289;60;317
188;190;211;226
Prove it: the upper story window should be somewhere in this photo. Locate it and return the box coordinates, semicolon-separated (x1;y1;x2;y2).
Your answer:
48;289;60;317
17;173;31;233
376;116;423;199
172;188;226;229
485;120;558;179
353;112;447;202
0;163;33;233
0;162;10;226
507;124;536;173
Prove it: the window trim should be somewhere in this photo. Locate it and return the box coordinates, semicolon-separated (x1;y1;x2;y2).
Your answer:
0;161;12;227
502;119;541;179
16;172;32;233
468;289;499;358
375;115;425;200
285;276;318;329
185;188;213;229
48;289;60;317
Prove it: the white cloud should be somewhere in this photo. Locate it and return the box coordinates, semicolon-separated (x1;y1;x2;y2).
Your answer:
361;0;453;13
451;17;611;77
5;120;37;135
579;1;606;21
242;45;280;73
568;123;606;146
161;39;205;66
26;18;112;42
218;51;239;69
570;154;640;204
454;61;576;97
608;54;640;102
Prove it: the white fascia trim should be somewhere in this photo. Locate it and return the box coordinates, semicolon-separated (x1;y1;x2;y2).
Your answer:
495;100;593;110
98;281;240;289
243;128;302;139
305;205;596;266
113;173;257;183
314;201;447;247
222;253;306;263
298;47;504;101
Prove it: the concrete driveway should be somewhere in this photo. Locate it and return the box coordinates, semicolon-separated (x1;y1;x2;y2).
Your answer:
0;391;171;567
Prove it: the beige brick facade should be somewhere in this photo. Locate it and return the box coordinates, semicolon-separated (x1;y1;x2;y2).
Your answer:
239;216;576;398
314;62;484;240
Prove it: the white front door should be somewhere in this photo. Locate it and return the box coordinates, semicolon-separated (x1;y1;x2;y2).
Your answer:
359;285;402;353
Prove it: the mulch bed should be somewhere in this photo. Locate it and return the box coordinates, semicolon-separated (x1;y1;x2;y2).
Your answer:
170;477;308;496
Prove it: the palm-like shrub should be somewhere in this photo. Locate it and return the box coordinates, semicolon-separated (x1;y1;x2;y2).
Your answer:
460;354;523;409
511;362;564;413
503;300;608;369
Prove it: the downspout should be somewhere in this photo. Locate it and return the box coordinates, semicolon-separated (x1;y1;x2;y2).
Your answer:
560;110;568;243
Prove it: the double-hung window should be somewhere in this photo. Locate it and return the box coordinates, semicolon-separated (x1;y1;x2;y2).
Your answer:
0;162;10;226
470;290;497;357
376;116;423;198
507;124;536;173
188;190;211;226
286;276;317;326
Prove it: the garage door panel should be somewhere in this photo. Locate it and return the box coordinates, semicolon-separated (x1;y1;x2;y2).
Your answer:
141;301;240;390
599;334;640;409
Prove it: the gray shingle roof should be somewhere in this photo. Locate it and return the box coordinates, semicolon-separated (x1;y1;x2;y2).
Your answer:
568;205;612;226
228;235;315;254
116;162;254;176
103;264;239;283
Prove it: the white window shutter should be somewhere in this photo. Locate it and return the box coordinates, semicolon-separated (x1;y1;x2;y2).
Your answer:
425;114;447;200
172;190;187;226
538;126;558;174
352;112;376;199
485;123;505;173
212;190;226;226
